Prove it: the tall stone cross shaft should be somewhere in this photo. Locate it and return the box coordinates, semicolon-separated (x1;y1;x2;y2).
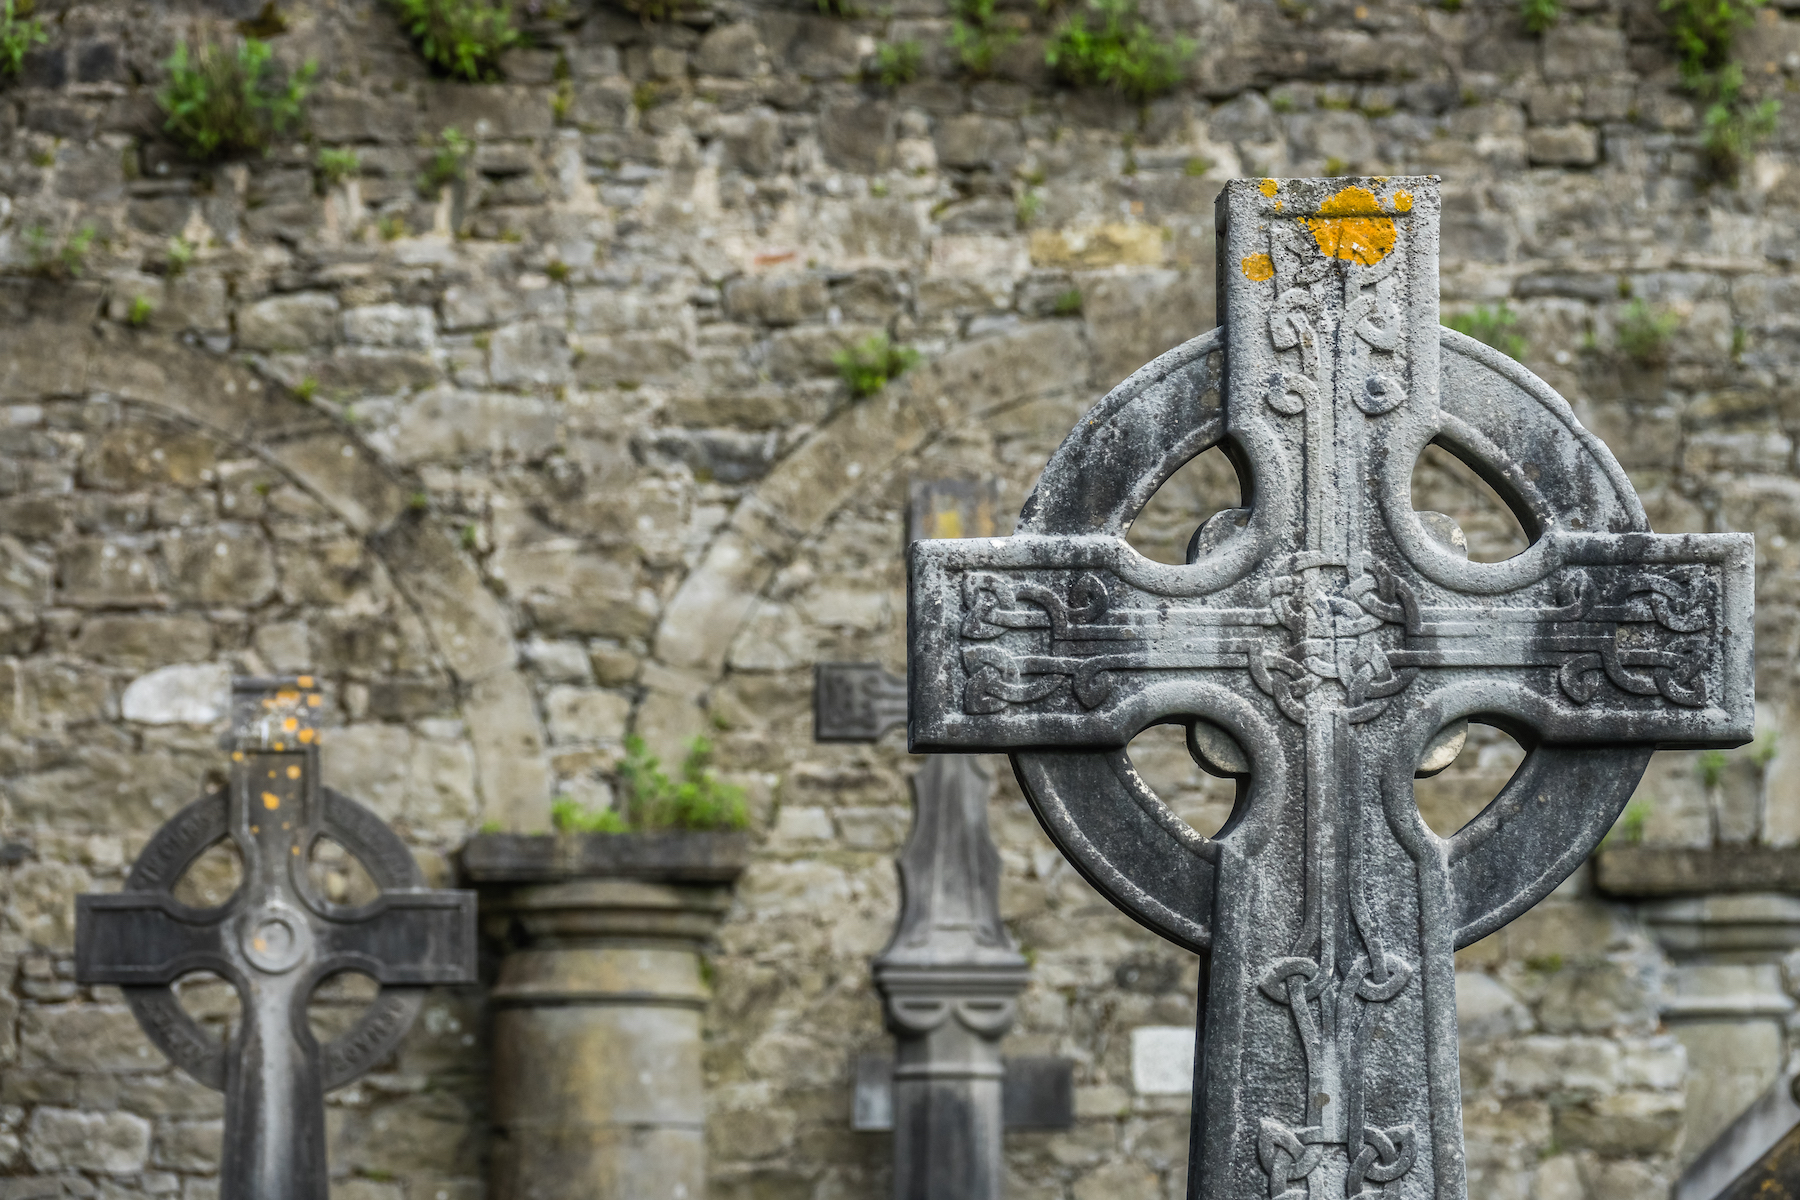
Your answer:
75;677;477;1200
907;177;1756;1199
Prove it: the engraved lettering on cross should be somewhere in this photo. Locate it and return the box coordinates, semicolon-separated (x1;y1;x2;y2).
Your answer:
907;177;1755;1200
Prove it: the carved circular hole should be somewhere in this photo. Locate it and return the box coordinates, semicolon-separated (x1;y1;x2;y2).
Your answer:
1127;445;1244;566
171;840;243;909
1412;722;1528;839
173;969;241;1048
307;836;378;907
307;970;380;1048
1126;721;1239;838
1410;443;1532;563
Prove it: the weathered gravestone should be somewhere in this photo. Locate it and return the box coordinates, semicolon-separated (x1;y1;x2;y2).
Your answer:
908;176;1757;1198
75;676;478;1200
815;478;1069;1200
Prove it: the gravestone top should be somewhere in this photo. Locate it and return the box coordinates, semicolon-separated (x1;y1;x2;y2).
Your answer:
906;176;1755;1199
75;675;477;1200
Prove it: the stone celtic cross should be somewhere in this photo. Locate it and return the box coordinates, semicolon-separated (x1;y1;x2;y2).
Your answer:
908;177;1755;1199
75;677;477;1200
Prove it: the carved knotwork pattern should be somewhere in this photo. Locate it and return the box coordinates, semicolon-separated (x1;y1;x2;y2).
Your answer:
954;564;1718;724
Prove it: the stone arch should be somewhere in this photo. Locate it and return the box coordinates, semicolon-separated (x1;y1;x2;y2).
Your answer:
0;318;549;830
637;320;1095;756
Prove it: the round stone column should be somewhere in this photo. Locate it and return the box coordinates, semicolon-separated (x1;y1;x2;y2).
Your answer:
462;833;748;1200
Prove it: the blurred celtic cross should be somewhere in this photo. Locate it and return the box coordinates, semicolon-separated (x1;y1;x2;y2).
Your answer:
908;176;1756;1199
76;676;477;1200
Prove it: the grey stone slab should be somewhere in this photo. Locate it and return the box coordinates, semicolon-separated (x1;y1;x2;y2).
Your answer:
1594;846;1800;897
74;676;478;1200
459;830;752;884
814;662;908;743
850;1055;1076;1132
905;176;1757;1200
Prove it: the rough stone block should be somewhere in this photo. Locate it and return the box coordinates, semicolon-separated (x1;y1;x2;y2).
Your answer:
237;293;339;353
1553;1090;1682;1156
1528;124;1600;166
818;102;896;173
1029;224;1164;270
342;304;437;350
935;115;1023;171
57;537;162;607
1543;25;1627;81
494;545;657;639
386;386;561;464
120;663;229;725
79;425;216;491
697;24;765;77
723;274;828;327
26;1108;151;1174
161;523;277;606
544;686;632;744
20;1005;160;1072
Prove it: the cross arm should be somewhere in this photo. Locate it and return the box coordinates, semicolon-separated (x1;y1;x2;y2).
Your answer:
314;892;477;986
909;529;1756;752
75;894;230;986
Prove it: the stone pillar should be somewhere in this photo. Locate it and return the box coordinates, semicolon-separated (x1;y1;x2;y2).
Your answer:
1641;894;1800;1164
463;833;747;1200
873;756;1029;1200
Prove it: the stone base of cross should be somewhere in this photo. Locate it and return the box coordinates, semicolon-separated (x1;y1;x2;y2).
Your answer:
75;677;477;1200
906;177;1755;1199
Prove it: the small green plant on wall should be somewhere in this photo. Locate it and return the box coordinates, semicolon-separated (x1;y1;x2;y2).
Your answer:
316;146;361;189
1046;0;1193;103
418;126;473;195
1616;298;1681;364
551;737;750;833
1663;0;1779;181
157;38;317;160
950;0;1018;76
1445;303;1527;360
0;0;48;78
873;39;923;86
390;0;520;81
834;332;921;399
1519;0;1561;33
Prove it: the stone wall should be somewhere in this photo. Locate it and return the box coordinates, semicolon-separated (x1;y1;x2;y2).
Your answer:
0;0;1797;1196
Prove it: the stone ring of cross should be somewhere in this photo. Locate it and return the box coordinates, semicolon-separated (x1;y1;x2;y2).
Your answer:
91;780;437;1092
907;177;1755;1199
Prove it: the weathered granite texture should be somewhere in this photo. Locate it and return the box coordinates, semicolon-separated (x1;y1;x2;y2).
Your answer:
0;0;1795;1196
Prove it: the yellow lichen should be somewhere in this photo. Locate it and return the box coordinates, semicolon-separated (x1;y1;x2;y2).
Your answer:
1302;184;1397;265
1242;252;1275;281
1392;189;1413;212
1260;178;1279;197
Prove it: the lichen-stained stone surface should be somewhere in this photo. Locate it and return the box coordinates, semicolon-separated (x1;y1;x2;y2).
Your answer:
0;0;1793;1197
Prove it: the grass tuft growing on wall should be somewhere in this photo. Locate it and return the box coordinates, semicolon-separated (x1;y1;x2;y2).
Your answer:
1445;303;1527;360
0;0;47;78
1046;0;1192;102
834;332;921;399
157;38;316;161
390;0;519;81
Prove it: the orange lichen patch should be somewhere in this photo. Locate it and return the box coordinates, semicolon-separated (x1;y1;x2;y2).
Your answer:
298;728;315;744
297;675;313;688
1260;178;1279;197
1242;252;1275;281
1392;190;1413;212
287;765;301;779
307;693;321;707
283;716;298;732
232;751;244;762
263;791;282;810
1302;184;1397;265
